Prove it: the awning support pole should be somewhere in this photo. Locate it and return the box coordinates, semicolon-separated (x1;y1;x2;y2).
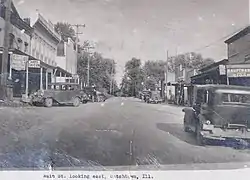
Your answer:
45;70;48;90
25;61;29;99
40;67;43;90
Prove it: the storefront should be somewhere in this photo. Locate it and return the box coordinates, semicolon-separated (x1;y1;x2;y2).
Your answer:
191;59;228;85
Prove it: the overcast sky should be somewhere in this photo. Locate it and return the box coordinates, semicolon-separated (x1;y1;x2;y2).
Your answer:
13;0;249;83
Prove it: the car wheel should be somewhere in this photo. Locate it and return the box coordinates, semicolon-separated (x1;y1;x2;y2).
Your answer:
73;97;80;107
44;98;53;107
196;124;205;146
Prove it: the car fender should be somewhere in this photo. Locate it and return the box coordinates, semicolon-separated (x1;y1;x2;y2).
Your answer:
183;107;195;122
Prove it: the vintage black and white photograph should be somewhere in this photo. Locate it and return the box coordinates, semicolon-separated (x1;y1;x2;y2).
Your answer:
1;0;250;171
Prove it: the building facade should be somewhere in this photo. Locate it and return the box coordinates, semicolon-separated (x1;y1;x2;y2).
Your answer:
26;13;61;93
225;25;250;86
0;1;33;98
56;37;78;83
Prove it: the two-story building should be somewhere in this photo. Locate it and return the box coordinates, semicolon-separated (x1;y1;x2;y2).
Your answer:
0;1;35;98
28;13;62;92
56;37;78;83
225;25;250;86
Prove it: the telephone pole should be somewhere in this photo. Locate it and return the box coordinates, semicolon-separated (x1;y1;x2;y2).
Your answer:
1;0;12;100
71;24;85;54
164;50;169;102
71;24;85;84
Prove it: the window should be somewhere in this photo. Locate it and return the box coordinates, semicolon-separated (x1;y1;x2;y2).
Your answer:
24;42;28;53
9;33;15;48
222;93;250;104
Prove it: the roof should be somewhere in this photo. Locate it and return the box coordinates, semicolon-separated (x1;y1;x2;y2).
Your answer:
199;59;228;72
225;25;250;44
194;84;250;91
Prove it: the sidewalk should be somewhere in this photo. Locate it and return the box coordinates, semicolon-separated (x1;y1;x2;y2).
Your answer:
0;98;30;107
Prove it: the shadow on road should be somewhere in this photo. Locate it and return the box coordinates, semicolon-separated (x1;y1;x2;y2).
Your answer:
156;123;198;146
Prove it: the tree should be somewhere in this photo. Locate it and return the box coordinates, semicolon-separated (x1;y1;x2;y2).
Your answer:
121;58;144;96
54;22;76;41
77;50;116;93
170;52;215;69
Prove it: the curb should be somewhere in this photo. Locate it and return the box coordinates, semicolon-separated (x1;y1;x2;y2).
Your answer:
0;101;32;108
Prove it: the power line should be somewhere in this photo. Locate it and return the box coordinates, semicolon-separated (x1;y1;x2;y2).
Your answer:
191;24;249;53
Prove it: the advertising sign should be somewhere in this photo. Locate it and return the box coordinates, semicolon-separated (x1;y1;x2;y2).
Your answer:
219;65;226;75
12;54;28;71
28;60;40;68
227;68;250;77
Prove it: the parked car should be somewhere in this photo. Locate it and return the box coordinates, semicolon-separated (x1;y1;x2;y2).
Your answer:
146;91;163;104
182;84;250;148
31;83;83;107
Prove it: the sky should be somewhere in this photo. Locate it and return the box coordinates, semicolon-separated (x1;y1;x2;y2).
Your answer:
13;0;249;83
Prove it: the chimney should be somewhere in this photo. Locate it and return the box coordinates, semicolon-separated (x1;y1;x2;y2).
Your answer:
23;18;31;25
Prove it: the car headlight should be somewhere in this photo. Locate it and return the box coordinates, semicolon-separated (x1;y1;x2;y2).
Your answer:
206;120;211;125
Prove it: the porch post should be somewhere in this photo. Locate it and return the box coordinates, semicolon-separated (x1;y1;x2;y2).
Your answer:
8;54;12;80
25;61;29;99
45;70;48;90
40;67;43;90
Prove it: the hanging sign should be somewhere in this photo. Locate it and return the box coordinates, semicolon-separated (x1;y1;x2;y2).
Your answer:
28;60;40;68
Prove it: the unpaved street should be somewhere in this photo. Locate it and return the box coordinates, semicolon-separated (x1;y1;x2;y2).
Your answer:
1;97;250;168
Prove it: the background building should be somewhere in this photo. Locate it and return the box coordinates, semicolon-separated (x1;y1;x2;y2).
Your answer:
56;37;77;83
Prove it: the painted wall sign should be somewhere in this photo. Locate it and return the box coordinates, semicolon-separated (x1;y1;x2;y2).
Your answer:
12;54;28;70
227;68;250;77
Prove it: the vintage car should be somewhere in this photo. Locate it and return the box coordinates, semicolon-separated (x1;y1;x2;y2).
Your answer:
182;84;250;148
146;91;163;104
31;83;87;107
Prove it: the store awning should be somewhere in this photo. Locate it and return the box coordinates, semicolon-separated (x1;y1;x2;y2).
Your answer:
55;66;72;77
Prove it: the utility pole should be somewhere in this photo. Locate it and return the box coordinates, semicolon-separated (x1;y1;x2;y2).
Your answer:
71;24;85;54
71;24;85;84
1;0;12;100
164;50;169;102
110;61;113;95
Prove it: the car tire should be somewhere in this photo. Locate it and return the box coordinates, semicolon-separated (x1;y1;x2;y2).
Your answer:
73;97;80;107
196;124;205;146
44;98;53;107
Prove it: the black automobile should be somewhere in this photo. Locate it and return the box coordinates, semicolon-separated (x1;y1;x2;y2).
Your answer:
182;84;250;148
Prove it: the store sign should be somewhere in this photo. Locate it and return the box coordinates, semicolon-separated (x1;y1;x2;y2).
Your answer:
12;54;28;71
28;60;40;68
227;68;250;77
219;65;226;75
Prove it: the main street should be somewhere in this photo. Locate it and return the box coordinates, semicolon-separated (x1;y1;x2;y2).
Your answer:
1;97;250;168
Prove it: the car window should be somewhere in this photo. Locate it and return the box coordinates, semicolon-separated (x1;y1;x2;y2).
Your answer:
222;93;250;104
